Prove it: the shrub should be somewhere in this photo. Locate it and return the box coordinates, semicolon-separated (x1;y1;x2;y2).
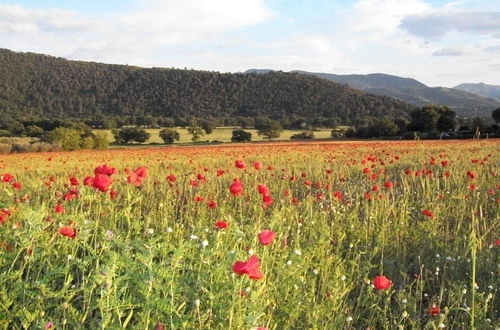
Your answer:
231;129;252;142
290;131;315;140
0;143;12;154
159;128;180;144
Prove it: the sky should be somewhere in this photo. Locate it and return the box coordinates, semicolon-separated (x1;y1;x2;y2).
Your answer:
0;0;499;87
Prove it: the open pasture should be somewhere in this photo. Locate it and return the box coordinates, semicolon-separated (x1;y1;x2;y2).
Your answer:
0;140;498;329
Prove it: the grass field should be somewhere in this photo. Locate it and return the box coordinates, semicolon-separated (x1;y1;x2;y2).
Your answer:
94;127;336;144
0;140;498;329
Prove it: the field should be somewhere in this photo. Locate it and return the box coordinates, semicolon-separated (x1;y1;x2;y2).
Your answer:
94;128;335;144
0;140;498;329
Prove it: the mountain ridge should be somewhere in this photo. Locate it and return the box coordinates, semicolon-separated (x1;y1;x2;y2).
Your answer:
245;69;500;116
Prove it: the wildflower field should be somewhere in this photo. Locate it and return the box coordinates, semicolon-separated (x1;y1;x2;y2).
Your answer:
0;140;498;329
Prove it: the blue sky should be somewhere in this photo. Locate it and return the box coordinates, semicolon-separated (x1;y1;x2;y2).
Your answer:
0;0;499;87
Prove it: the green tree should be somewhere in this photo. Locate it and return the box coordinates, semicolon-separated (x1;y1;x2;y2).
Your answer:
92;133;109;149
187;124;205;142
200;120;216;135
492;108;500;123
159;128;180;144
45;127;81;151
436;107;457;131
231;129;252;142
408;105;441;132
113;127;150;144
255;117;282;140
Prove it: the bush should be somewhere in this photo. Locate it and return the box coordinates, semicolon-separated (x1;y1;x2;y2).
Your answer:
92;133;109;149
159;128;180;144
113;127;150;144
0;129;12;137
231;129;252;142
290;131;315;140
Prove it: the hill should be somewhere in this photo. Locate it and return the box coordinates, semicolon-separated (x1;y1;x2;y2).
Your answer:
0;49;414;125
453;82;500;100
245;70;500;117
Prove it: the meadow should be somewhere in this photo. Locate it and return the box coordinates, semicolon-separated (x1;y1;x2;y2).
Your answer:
94;128;335;144
0;140;498;329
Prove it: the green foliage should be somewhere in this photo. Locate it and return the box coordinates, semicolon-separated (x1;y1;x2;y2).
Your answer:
255;117;283;140
92;133;109;149
409;105;456;132
113;127;150;144
492;107;500;123
231;129;252;142
45;127;82;151
186;125;205;142
159;128;180;144
0;48;414;124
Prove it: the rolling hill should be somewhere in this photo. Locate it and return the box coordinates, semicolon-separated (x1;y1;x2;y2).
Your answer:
453;82;500;100
245;70;500;117
0;48;415;125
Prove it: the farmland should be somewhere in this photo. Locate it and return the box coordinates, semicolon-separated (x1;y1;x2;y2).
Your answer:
94;128;335;144
0;140;498;329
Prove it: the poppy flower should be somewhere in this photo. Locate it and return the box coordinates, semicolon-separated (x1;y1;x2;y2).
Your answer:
466;171;475;179
215;220;228;229
371;185;379;192
232;255;264;280
229;179;243;196
54;204;64;214
166;174;177;183
372;275;392;290
0;209;11;224
93;174;112;192
63;189;79;201
59;226;76;239
253;162;263;170
262;194;273;208
127;167;148;187
383;181;393;189
259;229;276;245
69;176;79;186
1;173;14;183
422;209;434;218
235;160;246;169
216;169;225;176
207;200;217;209
257;184;269;195
427;305;440;316
83;176;94;186
94;164;118;176
12;182;21;190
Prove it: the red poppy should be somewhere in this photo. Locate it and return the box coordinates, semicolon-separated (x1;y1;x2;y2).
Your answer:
229;179;244;196
232;255;264;280
216;169;225;176
0;209;11;224
422;209;434;218
364;192;372;200
63;189;79;201
59;226;76;239
94;164;118;176
371;185;379;192
93;174;112;192
253;161;263;170
262;194;273;208
257;184;269;195
166;174;177;183
1;173;14;183
383;181;393;189
69;176;79;186
83;176;94;186
194;195;204;202
207;200;217;209
54;204;64;214
12;182;21;190
259;229;276;245
127;167;148;187
197;173;205;180
466;171;476;179
372;275;392;290
427;306;440;316
215;220;228;229
235;160;246;169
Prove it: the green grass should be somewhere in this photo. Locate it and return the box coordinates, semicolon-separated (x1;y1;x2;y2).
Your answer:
0;140;497;329
94;127;335;144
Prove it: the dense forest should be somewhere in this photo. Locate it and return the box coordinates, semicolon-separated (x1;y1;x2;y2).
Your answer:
0;48;415;125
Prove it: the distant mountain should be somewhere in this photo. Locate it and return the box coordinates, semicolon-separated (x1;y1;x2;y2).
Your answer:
246;70;500;116
453;83;500;100
0;48;414;124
